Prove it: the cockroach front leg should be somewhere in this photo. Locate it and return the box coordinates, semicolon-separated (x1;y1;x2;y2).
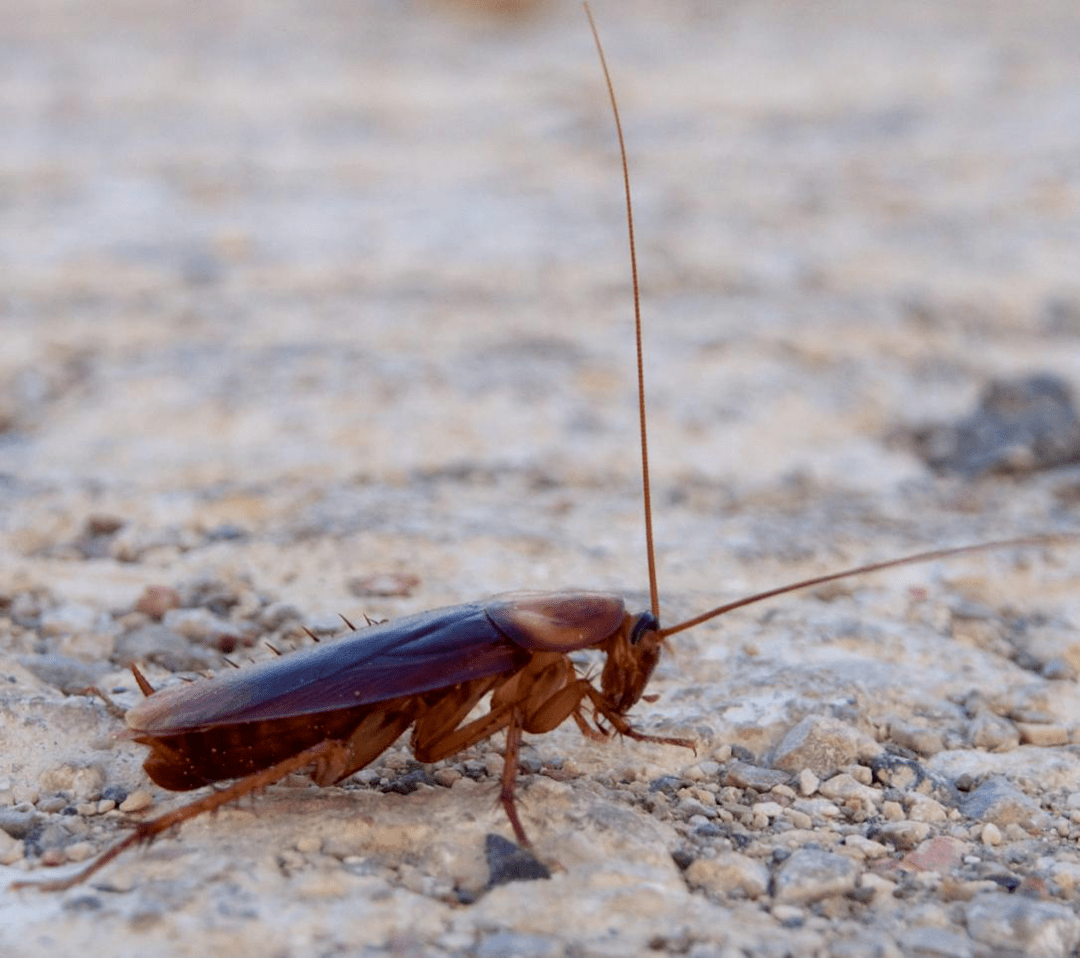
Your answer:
583;685;695;752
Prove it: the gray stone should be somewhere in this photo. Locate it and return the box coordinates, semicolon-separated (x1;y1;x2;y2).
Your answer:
113;624;218;672
19;653;111;693
770;715;878;778
772;848;858;904
685;851;769;900
908;374;1080;478
898;927;976;958
959;777;1048;832
966;892;1080;958
161;607;240;642
475;932;565;958
967;712;1020;752
888;719;946;757
723;761;792;792
37;603;101;638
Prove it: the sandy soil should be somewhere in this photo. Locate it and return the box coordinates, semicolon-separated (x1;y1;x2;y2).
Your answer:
2;1;1080;955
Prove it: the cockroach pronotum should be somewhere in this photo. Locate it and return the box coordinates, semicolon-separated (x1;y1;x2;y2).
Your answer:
13;5;1073;892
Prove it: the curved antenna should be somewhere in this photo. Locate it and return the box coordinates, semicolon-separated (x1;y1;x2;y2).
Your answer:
585;3;660;621
659;534;1076;639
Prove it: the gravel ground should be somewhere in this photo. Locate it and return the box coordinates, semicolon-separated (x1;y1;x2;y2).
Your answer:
3;1;1080;955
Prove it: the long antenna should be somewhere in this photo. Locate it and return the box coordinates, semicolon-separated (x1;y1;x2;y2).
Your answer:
585;3;660;621
658;534;1076;639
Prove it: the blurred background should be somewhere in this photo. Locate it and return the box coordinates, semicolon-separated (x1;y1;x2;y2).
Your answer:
2;3;1080;951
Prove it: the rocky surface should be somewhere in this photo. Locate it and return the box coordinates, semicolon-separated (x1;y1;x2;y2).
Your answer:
2;0;1080;955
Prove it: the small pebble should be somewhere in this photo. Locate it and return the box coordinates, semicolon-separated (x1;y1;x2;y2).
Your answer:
40;848;66;867
711;745;732;763
878;821;931;849
889;720;945;757
968;712;1020;752
981;822;1002;846
753;801;784;820
0;831;24;865
842;835;887;859
785;809;813;830
723;761;791;791
65;841;95;863
882;800;905;821
134;585;182;620
1015;722;1068;747
39;765;105;802
907;793;947;824
798;769;820;797
119;790;154;813
433;768;462;788
771;904;804;925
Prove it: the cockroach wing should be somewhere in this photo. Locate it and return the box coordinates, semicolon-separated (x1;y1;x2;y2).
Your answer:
485;590;626;651
127;603;525;732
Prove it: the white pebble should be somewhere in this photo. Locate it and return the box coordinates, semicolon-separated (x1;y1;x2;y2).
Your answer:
119;790;155;813
798;769;819;796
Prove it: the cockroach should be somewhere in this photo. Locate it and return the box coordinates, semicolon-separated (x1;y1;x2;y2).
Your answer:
13;5;1073;892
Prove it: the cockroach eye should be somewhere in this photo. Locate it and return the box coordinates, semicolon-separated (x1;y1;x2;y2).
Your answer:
629;612;659;645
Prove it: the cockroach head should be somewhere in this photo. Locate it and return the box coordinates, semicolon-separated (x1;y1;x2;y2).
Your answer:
601;610;664;713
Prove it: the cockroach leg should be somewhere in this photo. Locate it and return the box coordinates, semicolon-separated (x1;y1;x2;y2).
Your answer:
11;739;345;892
79;687;127;721
499;711;530;847
571;709;608;742
583;685;695;752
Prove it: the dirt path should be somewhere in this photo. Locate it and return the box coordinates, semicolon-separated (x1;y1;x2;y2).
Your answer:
2;1;1079;955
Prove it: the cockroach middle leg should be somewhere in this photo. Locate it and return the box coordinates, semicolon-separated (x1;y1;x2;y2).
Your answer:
499;711;530;847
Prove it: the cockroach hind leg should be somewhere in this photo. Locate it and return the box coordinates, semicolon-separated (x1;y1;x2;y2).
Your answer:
9;822;155;893
79;685;127;720
15;740;345;891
